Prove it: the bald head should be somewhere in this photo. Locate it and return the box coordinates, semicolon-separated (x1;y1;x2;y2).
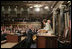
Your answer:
47;20;51;24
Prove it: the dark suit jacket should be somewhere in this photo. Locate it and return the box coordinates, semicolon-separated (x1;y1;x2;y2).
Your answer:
26;29;33;43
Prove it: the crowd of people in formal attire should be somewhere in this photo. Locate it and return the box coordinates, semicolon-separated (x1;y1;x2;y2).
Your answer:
1;19;54;48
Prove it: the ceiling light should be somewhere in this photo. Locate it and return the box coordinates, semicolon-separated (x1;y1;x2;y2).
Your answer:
44;6;49;9
35;7;40;12
34;5;42;7
30;6;33;8
34;5;39;7
68;1;71;3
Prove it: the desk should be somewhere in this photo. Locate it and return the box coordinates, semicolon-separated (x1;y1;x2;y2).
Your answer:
1;43;18;48
6;34;21;42
1;36;26;48
37;35;58;48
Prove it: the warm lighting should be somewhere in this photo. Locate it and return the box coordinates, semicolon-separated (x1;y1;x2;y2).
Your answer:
68;1;71;3
34;7;40;12
34;5;39;7
34;5;42;7
30;6;33;8
44;6;49;9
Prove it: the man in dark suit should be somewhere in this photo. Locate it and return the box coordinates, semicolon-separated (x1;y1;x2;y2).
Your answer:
26;25;33;48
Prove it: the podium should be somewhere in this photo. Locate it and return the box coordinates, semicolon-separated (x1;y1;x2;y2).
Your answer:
37;34;58;48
